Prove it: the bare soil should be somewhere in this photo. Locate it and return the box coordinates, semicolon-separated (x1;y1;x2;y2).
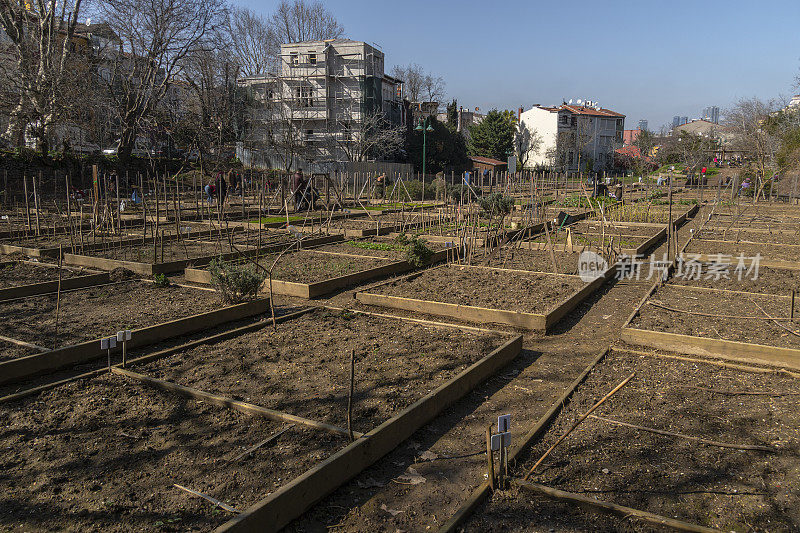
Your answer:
138;309;504;432
0;261;87;287
483;248;583;275
573;222;665;238
0;281;220;353
248;250;392;284
686;239;800;262
631;284;800;349
697;228;800;246
95;241;252;263
669;265;800;294
370;265;586;314
310;239;447;261
0;373;347;532
506;350;800;532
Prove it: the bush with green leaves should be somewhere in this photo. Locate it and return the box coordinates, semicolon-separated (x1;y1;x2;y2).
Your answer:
153;273;170;287
479;193;514;217
208;258;265;304
404;237;434;267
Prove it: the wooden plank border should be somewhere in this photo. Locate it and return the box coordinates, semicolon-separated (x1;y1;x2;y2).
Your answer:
185;249;448;299
0;272;111;302
438;347;611;532
620;326;800;371
214;334;523;533
355;263;617;332
0;297;269;386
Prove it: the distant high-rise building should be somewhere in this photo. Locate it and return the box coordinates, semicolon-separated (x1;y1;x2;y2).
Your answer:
681;116;688;125
701;106;720;124
672;116;681;129
637;119;648;132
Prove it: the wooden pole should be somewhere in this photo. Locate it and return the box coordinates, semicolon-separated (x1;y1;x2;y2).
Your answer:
486;424;495;491
54;244;63;339
33;171;41;236
23;174;31;230
348;348;355;442
791;290;796;322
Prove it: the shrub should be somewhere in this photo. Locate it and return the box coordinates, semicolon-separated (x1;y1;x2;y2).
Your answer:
208;258;265;304
404;237;434;267
479;193;514;217
153;273;171;287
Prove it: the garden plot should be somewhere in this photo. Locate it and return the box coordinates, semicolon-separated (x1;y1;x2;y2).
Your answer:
572;221;667;238
0;373;347;532
697;227;800;245
514;349;800;532
357;263;608;331
624;282;800;368
0;280;220;357
135;308;505;433
685;239;800;265
481;247;584;275
522;228;657;256
308;237;449;261
669;263;800;295
63;237;257;275
0;260;86;287
185;249;407;298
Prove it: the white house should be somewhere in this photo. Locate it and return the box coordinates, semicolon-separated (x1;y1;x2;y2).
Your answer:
519;102;625;172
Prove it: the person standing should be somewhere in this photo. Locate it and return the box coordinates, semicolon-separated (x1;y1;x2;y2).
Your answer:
293;170;307;211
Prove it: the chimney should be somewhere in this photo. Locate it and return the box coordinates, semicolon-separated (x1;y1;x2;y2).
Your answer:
518;106;523;122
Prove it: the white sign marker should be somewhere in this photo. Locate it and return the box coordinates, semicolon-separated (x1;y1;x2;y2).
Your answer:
491;433;511;451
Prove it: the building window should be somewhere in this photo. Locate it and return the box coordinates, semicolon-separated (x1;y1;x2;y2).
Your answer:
306;129;314;138
309;53;316;65
290;52;299;65
296;85;313;107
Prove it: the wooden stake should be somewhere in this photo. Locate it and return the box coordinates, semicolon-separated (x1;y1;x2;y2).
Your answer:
54;244;63;339
348;348;355;442
23;174;31;230
791;290;796;322
486;424;495;491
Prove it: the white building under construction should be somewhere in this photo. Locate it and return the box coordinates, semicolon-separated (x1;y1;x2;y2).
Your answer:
237;39;405;171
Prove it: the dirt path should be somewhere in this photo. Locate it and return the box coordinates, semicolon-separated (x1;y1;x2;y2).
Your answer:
278;208;709;532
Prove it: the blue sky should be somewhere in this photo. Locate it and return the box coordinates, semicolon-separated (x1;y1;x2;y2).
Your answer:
234;0;800;130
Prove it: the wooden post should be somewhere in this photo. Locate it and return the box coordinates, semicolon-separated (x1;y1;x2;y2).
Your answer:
791;291;796;322
347;348;355;442
485;424;495;491
23;174;31;230
33;172;41;236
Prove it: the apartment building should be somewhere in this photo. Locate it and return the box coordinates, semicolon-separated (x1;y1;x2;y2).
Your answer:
519;102;625;172
237;39;405;170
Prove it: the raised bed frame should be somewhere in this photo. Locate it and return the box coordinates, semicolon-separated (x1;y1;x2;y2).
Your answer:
63;234;343;276
520;225;666;257
621;282;800;370
185;248;449;299
0;296;270;386
211;320;523;533
355;262;618;331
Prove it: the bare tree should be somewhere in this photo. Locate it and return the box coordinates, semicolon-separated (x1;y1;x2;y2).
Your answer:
100;0;224;161
228;7;277;77
332;109;404;162
0;0;83;150
270;0;344;44
515;121;542;169
725;97;780;199
391;63;445;103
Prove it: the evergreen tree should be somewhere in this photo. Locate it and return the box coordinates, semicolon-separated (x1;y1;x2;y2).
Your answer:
468;109;516;161
446;99;458;128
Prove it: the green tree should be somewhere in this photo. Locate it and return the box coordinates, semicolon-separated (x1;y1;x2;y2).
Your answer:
446;99;458;128
406;116;468;173
468;109;515;160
